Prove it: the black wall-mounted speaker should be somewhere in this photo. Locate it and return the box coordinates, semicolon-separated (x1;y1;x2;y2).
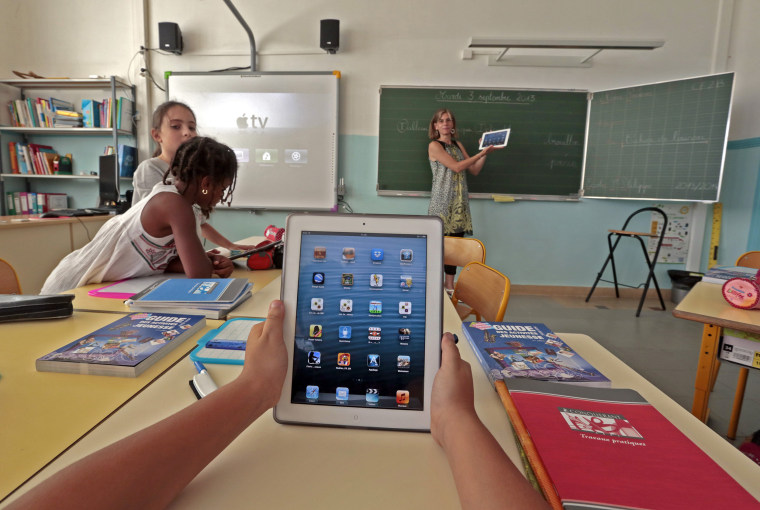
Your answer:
320;19;339;54
158;22;183;55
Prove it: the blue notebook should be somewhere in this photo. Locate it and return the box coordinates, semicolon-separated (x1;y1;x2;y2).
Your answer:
127;278;249;307
190;318;264;365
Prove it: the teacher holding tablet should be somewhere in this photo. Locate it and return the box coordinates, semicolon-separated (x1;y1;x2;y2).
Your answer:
427;108;499;294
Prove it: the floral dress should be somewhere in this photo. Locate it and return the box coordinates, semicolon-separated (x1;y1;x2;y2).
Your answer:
428;140;473;235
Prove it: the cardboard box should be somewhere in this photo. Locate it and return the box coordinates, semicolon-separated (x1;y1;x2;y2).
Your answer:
719;328;760;369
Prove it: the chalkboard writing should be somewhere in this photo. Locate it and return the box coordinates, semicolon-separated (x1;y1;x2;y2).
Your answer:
378;87;588;197
584;73;733;201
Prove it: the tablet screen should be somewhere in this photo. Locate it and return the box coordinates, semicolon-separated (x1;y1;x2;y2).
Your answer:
290;231;428;411
479;128;510;150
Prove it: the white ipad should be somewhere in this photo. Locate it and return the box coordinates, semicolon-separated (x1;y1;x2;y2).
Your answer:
479;128;511;150
274;213;443;431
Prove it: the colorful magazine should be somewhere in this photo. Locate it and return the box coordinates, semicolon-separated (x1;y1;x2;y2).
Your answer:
36;313;206;377
462;321;610;387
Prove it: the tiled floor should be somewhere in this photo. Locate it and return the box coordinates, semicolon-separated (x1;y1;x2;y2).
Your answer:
504;292;760;450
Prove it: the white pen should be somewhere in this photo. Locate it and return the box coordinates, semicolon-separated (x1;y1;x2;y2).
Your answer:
190;360;219;399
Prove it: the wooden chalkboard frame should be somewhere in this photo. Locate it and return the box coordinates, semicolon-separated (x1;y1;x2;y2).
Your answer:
378;86;589;201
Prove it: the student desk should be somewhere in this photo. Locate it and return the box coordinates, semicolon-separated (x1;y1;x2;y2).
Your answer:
0;214;110;294
0;311;221;502
6;298;759;508
672;281;760;429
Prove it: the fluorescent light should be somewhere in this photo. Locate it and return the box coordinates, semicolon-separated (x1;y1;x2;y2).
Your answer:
468;38;664;50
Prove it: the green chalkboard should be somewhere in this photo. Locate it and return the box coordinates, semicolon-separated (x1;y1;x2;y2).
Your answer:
584;73;733;201
378;87;588;198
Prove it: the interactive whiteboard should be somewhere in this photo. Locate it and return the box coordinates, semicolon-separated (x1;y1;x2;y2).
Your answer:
167;72;339;210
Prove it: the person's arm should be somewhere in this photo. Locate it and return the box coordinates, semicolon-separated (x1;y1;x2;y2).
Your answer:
8;300;288;510
431;333;550;510
456;140;495;176
428;141;496;175
198;223;250;251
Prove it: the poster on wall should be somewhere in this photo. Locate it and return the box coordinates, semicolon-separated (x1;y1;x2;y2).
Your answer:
649;204;693;263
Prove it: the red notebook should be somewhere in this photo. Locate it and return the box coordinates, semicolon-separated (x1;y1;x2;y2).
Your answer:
501;379;758;509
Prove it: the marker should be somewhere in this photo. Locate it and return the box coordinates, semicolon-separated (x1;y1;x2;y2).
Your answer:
189;360;218;399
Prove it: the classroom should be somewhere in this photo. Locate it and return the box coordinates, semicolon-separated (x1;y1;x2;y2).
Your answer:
1;0;759;507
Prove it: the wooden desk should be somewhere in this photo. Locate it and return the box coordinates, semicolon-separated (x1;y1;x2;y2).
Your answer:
673;281;760;432
6;298;759;508
0;215;110;294
0;312;221;501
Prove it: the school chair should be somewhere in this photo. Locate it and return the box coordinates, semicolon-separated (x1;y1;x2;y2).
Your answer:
585;207;668;317
450;262;510;322
710;250;760;439
443;236;486;269
443;236;486;313
0;258;22;294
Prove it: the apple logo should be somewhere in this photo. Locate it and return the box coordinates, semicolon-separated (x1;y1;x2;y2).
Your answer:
236;114;248;129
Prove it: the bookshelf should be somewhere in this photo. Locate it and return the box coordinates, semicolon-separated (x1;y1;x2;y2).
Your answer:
0;76;136;214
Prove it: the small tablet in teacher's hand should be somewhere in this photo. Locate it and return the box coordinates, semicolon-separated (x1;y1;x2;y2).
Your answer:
479;128;510;150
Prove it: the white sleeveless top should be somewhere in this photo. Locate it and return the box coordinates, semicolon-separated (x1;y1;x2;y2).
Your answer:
41;183;192;294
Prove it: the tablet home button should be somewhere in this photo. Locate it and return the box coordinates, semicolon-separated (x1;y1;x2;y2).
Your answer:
353;415;359;421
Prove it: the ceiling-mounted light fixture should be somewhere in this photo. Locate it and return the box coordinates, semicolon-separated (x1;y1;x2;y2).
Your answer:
464;38;665;67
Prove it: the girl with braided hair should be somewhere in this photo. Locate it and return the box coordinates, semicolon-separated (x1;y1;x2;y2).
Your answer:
41;137;236;294
131;101;255;252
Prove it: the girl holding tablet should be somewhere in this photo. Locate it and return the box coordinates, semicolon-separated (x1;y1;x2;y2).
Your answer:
427;108;498;293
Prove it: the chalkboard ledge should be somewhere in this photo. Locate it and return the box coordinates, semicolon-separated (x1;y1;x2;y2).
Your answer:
377;190;580;202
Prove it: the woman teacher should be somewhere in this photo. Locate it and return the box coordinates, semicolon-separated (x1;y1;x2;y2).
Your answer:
428;108;498;294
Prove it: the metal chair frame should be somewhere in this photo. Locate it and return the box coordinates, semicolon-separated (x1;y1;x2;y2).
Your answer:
585;207;668;317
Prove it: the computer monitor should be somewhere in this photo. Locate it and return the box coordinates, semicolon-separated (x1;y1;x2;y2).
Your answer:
98;154;119;207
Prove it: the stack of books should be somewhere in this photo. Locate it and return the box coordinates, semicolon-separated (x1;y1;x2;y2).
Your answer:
701;265;758;284
53;109;83;128
126;278;252;319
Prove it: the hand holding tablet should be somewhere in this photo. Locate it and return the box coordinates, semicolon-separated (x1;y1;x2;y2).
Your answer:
275;213;444;431
478;128;511;150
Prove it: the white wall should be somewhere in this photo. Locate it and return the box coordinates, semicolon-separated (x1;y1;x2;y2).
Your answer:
2;0;758;287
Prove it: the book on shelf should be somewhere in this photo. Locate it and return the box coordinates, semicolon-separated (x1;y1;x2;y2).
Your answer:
126;278;253;319
81;99;101;128
52;112;83;128
499;378;758;509
46;192;68;210
50;97;75;112
116;97;134;130
701;265;758;284
8;142;19;173
462;321;611;387
36;312;206;377
5;192;15;215
118;144;137;177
